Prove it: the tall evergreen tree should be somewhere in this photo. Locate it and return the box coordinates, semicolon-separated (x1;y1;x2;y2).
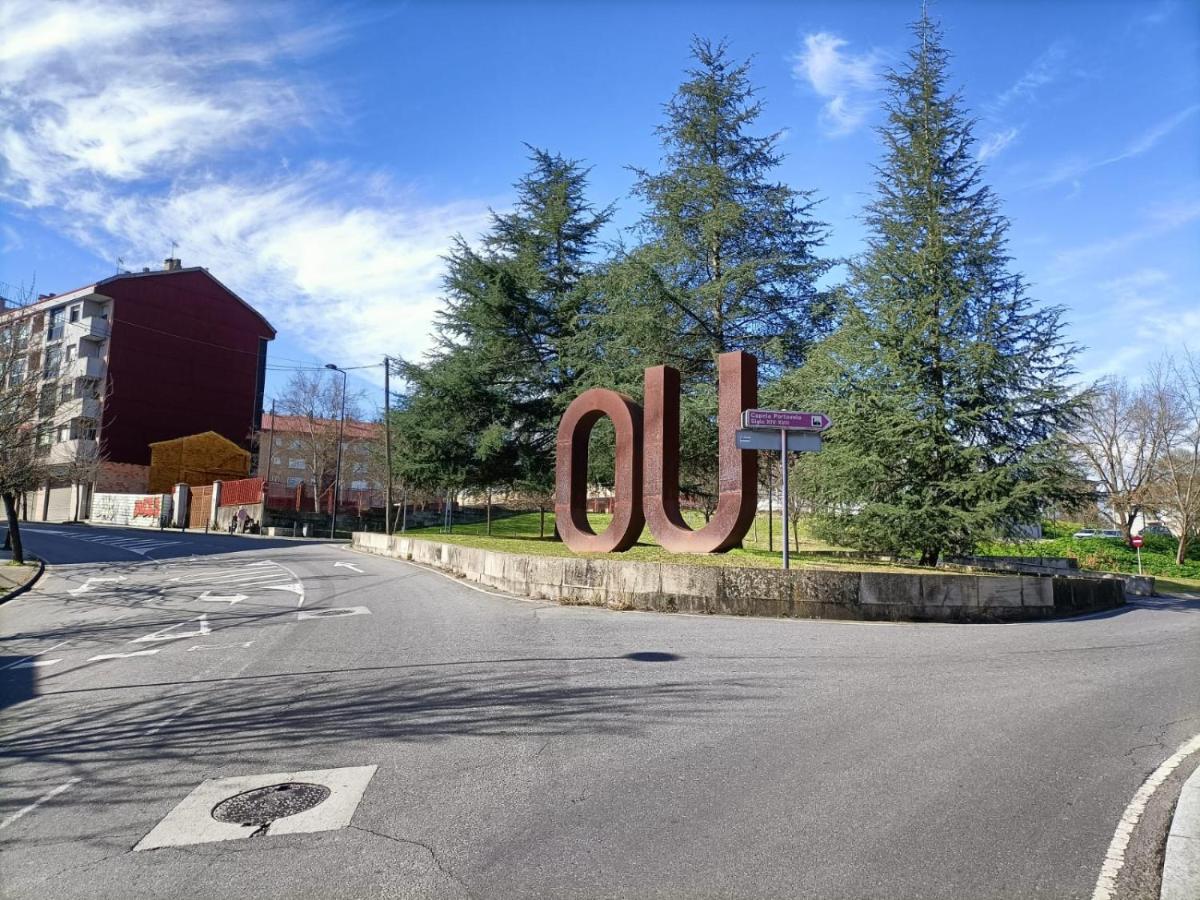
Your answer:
792;13;1083;564
394;148;611;503
576;38;830;504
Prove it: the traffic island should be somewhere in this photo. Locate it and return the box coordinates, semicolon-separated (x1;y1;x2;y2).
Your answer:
351;533;1124;623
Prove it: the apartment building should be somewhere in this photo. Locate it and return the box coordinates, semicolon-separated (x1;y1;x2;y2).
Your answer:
0;259;275;521
257;413;382;495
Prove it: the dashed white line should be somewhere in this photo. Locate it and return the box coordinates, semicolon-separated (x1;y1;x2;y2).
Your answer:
0;641;69;670
0;778;81;830
88;649;161;661
144;699;202;736
7;658;62;669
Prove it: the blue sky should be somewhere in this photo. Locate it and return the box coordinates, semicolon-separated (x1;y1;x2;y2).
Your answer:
1;0;1197;407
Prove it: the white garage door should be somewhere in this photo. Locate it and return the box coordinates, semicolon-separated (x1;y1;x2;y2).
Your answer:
44;484;75;523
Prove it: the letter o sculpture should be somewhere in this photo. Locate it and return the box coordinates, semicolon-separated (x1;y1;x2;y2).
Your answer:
555;388;645;552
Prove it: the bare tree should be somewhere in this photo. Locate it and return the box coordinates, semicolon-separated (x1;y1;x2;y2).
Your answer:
1067;379;1164;540
0;291;47;563
276;370;365;504
1149;352;1200;565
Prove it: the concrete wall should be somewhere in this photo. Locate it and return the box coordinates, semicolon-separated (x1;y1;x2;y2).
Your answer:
90;492;173;527
352;534;1125;623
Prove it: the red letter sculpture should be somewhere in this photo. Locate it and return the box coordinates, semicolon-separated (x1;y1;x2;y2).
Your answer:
643;351;758;553
555;388;645;553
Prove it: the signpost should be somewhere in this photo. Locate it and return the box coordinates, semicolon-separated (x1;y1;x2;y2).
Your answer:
1131;534;1144;574
741;409;832;570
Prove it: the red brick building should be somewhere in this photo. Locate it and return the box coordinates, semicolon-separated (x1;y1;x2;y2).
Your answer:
0;259;274;520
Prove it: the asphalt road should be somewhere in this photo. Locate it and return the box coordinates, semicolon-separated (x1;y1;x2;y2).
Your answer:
2;524;1198;899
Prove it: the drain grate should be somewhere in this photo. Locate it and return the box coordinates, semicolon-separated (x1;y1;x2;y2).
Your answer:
211;782;331;827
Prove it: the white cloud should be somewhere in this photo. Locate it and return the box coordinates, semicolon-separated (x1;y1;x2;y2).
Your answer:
992;41;1070;111
977;127;1021;163
792;32;882;137
1029;104;1199;190
1044;198;1200;283
0;0;495;370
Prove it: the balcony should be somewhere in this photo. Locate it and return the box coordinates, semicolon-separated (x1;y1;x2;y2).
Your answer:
57;396;102;421
68;356;105;380
47;438;98;465
75;316;109;342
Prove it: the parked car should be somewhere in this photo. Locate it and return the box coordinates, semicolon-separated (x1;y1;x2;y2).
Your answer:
1072;529;1098;538
1141;522;1173;538
1072;528;1123;539
1099;529;1123;539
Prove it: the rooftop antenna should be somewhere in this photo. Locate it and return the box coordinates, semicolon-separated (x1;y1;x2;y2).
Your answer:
169;239;179;257
116;256;124;274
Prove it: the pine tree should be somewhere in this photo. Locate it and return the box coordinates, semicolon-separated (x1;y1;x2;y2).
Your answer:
796;13;1083;565
394;148;611;504
577;38;829;504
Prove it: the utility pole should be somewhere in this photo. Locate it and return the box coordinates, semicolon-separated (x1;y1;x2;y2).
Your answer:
383;355;393;534
325;364;347;539
263;399;276;485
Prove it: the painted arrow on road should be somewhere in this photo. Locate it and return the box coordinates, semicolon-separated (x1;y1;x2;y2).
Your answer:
198;592;248;605
334;562;364;573
68;575;126;595
132;615;210;643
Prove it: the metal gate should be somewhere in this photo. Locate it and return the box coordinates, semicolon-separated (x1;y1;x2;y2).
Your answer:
189;484;213;528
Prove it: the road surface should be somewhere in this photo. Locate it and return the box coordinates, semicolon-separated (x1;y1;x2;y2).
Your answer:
2;524;1198;899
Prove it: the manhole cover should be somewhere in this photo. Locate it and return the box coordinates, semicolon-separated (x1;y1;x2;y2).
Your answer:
211;782;331;827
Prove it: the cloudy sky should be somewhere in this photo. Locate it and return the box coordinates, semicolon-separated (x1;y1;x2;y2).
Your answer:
1;0;1196;402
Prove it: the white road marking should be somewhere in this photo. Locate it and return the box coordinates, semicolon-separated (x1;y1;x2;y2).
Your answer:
89;649;161;661
67;575;126;595
198;592;248;605
132;615;210;643
7;658;62;669
297;606;371;620
144;699;202;736
186;641;254;651
0;641;69;670
334;561;364;573
0;778;82;830
1092;731;1200;900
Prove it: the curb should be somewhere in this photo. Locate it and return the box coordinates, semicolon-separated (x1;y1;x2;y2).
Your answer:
0;554;45;606
1162;762;1200;900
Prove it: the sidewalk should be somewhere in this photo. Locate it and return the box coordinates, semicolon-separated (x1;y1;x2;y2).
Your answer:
1162;762;1200;900
0;545;43;602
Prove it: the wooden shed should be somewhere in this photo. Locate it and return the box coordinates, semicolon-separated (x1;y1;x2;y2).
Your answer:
148;431;251;493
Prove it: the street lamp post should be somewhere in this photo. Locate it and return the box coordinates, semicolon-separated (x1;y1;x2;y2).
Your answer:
325;364;347;540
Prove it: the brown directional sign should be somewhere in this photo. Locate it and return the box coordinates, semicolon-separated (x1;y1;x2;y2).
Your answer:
742;409;831;431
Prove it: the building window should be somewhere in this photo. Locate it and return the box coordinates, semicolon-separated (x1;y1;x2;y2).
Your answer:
60;383;74;402
47;307;65;342
8;358;25;386
44;345;61;377
287;458;305;470
39;383;56;417
64;343;77;362
272;456;281;465
289;439;301;449
351;462;367;475
69;305;81;323
273;436;283;447
350;480;368;490
74;419;97;441
57;424;70;442
285;477;303;488
83;378;100;399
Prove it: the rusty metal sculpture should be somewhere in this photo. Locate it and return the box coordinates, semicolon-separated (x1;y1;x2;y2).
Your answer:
554;388;645;552
555;352;759;555
643;351;758;553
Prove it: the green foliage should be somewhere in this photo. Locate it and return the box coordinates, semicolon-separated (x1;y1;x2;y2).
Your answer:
392;148;611;497
982;521;1200;579
573;37;830;503
775;14;1085;565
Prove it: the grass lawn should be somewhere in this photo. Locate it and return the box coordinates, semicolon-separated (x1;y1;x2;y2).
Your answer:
1152;576;1200;597
401;510;932;574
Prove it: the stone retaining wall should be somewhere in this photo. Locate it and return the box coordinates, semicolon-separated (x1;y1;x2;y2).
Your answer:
352;534;1125;623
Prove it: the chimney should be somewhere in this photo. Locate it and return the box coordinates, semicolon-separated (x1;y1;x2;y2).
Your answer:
164;257;182;271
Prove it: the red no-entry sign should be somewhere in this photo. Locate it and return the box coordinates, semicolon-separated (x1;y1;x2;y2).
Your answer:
1131;535;1144;548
